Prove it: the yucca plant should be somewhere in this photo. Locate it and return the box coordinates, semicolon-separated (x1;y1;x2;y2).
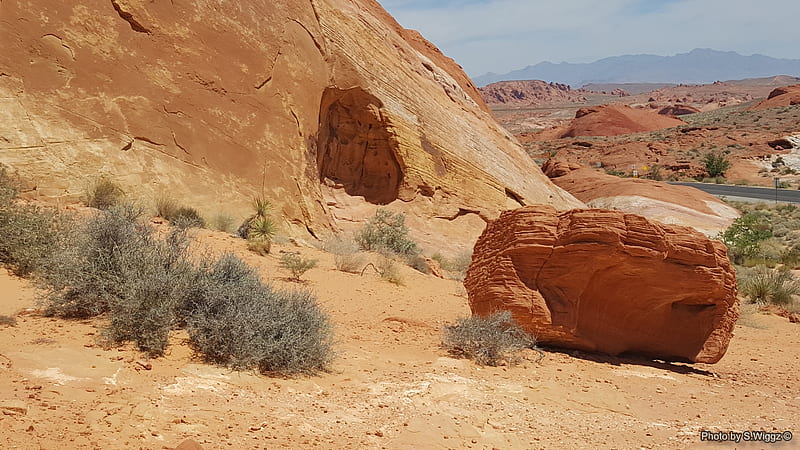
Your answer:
249;216;276;240
252;196;272;218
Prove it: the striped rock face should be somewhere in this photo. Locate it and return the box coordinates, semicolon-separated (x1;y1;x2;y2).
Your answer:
0;0;579;246
465;205;739;364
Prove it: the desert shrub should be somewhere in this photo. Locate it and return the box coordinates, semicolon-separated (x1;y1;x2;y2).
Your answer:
355;209;419;256
35;204;333;371
740;266;800;306
38;205;196;355
279;253;318;281
442;311;537;366
186;254;333;374
0;201;63;277
646;165;663;181
211;213;235;233
433;251;473;280
702;152;731;177
323;236;365;273
0;315;16;327
718;213;772;264
85;178;124;210
0;165;18;204
170;206;205;228
246;237;271;256
780;245;800;268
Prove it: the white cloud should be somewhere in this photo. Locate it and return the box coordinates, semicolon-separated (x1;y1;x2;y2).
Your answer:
378;0;800;76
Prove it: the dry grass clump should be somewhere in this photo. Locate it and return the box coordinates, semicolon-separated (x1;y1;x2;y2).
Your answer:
442;311;537;366
432;250;473;280
322;236;366;273
85;178;125;210
739;266;800;306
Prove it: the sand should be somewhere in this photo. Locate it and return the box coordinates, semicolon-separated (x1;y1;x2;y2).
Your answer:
1;228;798;449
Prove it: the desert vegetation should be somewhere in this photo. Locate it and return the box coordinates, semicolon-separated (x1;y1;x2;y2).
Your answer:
85;178;125;210
0;168;332;374
722;201;800;312
442;310;538;366
154;193;205;228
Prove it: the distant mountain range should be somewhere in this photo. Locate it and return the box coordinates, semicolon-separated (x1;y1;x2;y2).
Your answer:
473;49;800;87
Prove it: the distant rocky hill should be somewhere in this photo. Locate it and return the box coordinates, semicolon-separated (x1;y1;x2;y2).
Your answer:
474;49;800;87
479;80;627;107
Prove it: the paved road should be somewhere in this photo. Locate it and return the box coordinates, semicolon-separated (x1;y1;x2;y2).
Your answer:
668;182;800;203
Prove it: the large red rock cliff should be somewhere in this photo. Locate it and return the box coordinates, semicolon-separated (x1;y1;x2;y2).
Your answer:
0;0;579;245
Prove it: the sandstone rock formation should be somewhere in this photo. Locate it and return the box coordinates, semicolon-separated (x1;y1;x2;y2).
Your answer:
0;0;579;245
465;206;739;364
749;84;800;110
657;104;701;116
541;160;739;236
479;80;588;106
560;105;684;138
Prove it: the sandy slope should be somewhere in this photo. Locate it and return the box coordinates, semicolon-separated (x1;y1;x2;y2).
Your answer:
1;229;799;449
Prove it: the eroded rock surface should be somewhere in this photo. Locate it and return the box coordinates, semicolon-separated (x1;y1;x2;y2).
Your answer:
465;206;739;363
0;0;579;242
541;160;740;236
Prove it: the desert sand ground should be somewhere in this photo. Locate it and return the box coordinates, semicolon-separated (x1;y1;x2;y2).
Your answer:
1;227;799;449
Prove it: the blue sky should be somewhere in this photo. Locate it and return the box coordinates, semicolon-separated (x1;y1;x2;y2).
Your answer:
377;0;800;76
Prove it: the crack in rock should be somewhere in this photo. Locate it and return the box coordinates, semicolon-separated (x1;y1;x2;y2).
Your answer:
110;0;151;34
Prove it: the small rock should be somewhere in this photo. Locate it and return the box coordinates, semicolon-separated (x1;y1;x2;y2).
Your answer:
135;360;152;371
175;439;204;450
1;400;28;416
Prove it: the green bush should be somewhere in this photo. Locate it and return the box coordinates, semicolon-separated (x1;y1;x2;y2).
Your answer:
0;165;18;203
85;178;124;210
442;311;537;366
355;209;419;256
186;254;333;374
718;213;772;264
702;152;731;177
740;266;800;306
279;253;318;281
154;194;204;228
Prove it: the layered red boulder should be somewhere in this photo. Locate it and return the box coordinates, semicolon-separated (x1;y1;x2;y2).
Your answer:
748;84;800;110
558;104;684;138
465;206;739;363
